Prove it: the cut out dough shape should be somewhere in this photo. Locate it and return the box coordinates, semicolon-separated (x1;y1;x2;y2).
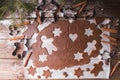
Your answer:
28;66;36;76
91;61;103;76
43;69;52;78
84;40;97;56
74;52;83;61
52;28;62;37
69;33;78;42
41;35;57;55
74;68;84;78
24;20;110;79
39;53;48;63
23;21;39;39
84;28;93;37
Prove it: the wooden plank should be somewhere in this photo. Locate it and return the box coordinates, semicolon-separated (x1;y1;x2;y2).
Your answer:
0;59;23;79
0;49;17;59
0;73;17;79
0;53;17;59
0;59;16;73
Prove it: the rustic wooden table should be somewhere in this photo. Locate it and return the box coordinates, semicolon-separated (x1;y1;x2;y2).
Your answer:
0;51;19;79
0;0;120;79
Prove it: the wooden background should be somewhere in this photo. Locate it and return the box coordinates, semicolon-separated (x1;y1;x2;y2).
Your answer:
0;51;21;79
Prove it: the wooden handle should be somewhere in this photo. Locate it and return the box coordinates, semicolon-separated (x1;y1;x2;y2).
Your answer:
101;28;118;33
102;34;117;42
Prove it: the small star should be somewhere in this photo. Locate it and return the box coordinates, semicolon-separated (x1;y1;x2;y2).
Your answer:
74;68;84;78
43;69;52;78
84;28;93;37
28;66;36;76
74;52;83;61
39;53;48;63
52;28;62;37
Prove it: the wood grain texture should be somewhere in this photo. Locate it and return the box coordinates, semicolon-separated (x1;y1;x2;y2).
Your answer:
0;59;18;79
0;53;17;59
0;41;16;59
0;0;120;78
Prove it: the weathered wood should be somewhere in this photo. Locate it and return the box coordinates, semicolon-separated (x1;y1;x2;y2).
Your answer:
0;53;17;59
0;73;17;79
0;59;23;79
0;47;17;58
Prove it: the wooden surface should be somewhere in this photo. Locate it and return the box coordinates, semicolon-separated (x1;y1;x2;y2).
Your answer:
0;59;17;79
0;36;23;79
0;0;120;79
0;53;24;79
87;0;120;17
0;44;23;79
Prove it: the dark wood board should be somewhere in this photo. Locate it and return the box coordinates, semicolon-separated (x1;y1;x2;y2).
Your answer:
86;0;120;17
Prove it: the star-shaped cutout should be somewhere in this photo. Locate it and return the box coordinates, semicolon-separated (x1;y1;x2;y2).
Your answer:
39;53;48;63
43;69;52;78
74;52;83;61
52;28;62;37
84;28;93;37
74;68;84;78
28;66;36;76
